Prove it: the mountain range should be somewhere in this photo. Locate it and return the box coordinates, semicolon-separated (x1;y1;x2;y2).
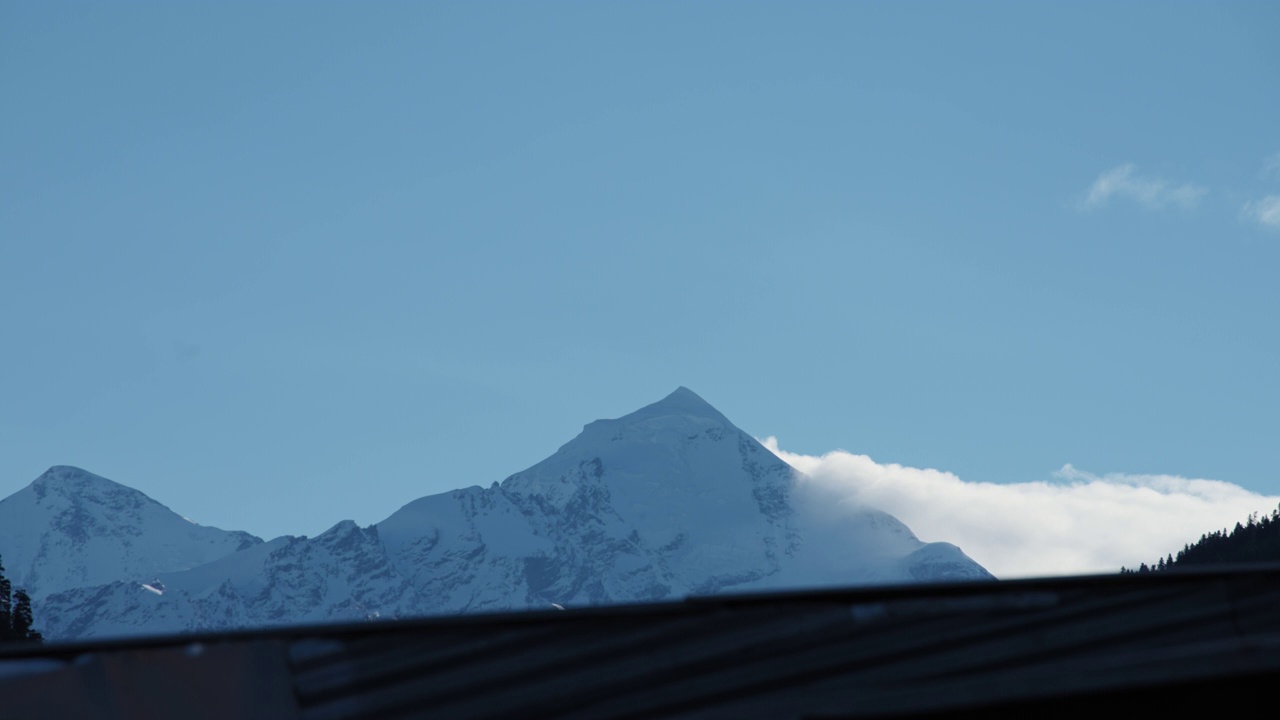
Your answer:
0;388;992;640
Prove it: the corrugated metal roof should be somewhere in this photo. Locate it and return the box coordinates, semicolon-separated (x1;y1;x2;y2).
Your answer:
5;566;1280;718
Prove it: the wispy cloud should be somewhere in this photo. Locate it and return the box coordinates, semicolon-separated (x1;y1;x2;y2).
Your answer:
1262;153;1280;180
764;438;1279;579
1241;196;1280;231
1080;164;1207;211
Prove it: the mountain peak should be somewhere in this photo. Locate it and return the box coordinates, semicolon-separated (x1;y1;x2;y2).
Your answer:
38;465;102;481
2;467;263;601
629;386;732;425
31;465;134;496
663;386;710;406
567;388;736;448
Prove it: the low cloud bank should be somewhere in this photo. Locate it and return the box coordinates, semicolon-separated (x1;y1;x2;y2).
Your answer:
763;438;1280;579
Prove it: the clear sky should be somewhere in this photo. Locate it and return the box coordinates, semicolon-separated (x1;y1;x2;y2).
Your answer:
3;2;1279;543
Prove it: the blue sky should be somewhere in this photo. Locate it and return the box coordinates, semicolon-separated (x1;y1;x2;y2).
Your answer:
3;2;1279;543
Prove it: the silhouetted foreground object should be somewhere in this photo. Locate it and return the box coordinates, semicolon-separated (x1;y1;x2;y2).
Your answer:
1123;504;1280;574
4;567;1280;718
0;555;42;643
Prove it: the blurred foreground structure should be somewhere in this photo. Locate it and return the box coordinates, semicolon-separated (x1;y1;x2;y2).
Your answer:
3;566;1280;719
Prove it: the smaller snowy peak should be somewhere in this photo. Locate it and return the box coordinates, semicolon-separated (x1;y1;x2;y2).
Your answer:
322;519;362;536
30;465;150;506
897;543;996;582
21;466;256;544
0;466;263;599
35;465;106;484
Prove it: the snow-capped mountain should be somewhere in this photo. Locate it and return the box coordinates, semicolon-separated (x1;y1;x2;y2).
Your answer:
0;466;261;600
26;388;992;640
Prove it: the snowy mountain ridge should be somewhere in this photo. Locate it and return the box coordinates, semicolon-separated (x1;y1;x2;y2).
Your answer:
7;388;993;640
0;465;261;601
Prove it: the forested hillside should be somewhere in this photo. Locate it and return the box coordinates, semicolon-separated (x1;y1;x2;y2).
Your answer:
1123;505;1280;573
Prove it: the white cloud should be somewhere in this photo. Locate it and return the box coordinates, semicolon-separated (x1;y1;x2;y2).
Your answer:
763;437;1280;580
1080;164;1207;211
1262;153;1280;179
1241;195;1280;231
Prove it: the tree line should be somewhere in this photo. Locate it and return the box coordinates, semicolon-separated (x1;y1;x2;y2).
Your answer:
0;555;42;643
1121;504;1280;574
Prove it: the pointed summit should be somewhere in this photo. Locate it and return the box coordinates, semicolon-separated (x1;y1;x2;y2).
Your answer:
615;386;733;427
39;465;92;478
30;465;143;501
34;465;112;485
656;386;720;413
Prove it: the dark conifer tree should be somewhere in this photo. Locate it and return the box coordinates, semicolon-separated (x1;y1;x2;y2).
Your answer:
0;554;40;643
0;555;12;642
12;589;36;642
